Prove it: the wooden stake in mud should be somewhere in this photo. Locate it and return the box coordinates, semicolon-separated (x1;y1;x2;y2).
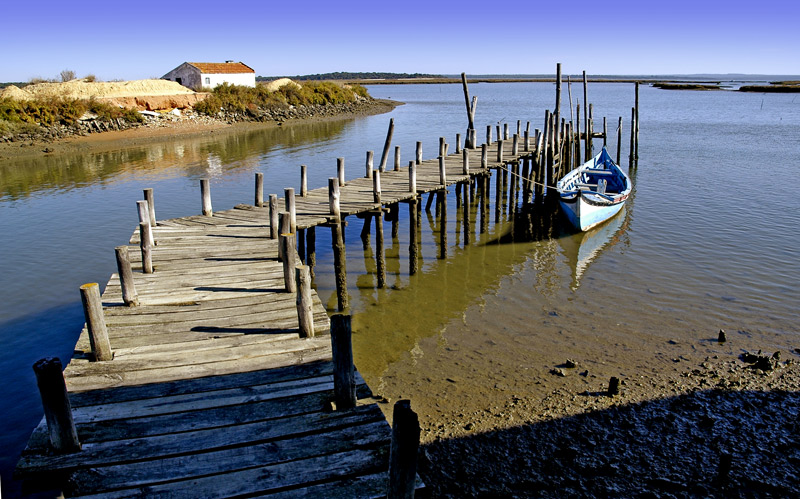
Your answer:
200;178;212;216
300;165;308;197
139;222;153;274
143;188;156;226
462;181;470;245
409;198;419;275
255;172;264;207
115;246;139;307
337;157;345;186
33;357;81;453
376;210;386;288
80;283;113;361
295;265;314;337
269;194;279;239
379;118;394;172
330;314;357;410
388;399;420;499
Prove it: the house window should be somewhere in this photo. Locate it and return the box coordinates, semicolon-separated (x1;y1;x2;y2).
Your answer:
204;77;210;85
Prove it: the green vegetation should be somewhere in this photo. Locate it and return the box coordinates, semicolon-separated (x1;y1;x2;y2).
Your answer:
0;96;143;134
194;81;370;116
739;84;800;93
257;72;440;82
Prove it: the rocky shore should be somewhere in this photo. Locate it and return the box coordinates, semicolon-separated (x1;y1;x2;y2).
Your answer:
0;98;398;160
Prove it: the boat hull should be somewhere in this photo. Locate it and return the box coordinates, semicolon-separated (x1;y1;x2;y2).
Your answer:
559;195;625;231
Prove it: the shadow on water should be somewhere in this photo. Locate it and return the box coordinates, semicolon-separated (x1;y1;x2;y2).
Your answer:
0;302;84;498
418;387;800;497
0;119;351;201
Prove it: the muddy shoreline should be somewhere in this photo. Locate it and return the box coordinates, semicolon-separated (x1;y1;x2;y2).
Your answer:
0;99;399;162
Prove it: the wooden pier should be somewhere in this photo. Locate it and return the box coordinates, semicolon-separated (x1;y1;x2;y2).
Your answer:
16;67;640;497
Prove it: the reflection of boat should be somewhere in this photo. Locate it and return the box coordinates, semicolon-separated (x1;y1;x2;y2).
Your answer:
558;205;626;289
556;147;632;231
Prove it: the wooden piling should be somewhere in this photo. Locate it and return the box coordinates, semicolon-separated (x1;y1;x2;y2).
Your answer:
139;222;153;274
439;155;446;186
512;134;519;156
373;170;382;204
365;151;374;179
143;188;156;227
415;142;422;165
409;198;419;275
137;200;154;249
278;212;289;262
630;107;636;169
331;220;348;311
337;157;345;186
555;62;562;135
486;125;492;145
285;187;296;233
635;81;640;165
255;173;264;207
329;178;341;219
269;194;278;239
379;118;394;172
297;228;305;264
114;246;139;307
80;283;113;361
455;133;461;154
376;210;386;288
583;70;589;159
394;146;401;172
496;125;501;144
617;116;623;166
281;229;296;293
575;102;582;165
408;161;416;194
496;139;504;163
481;143;488;170
200;179;212;217
524;130;530;152
306;226;316;278
438;191;447;259
295;265;314;337
300;165;308;197
32;358;80;453
388;399;420;499
503;123;509;140
330;314;356;410
462;181;470;245
462;149;469;175
461;73;476;147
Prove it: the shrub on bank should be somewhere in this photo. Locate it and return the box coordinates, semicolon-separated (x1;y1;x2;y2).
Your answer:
0;96;143;129
194;81;370;116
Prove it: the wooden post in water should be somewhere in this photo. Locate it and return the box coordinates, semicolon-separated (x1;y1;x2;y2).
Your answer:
575;102;582;165
438;191;447;259
512;134;519;156
306;226;316;278
588;103;594;158
80;283;113;361
494;167;502;222
415;142;422;165
255;172;264;207
278;212;290;262
388;399;420;499
295;265;314;337
555;62;562;144
379;118;394;172
583;70;589;160
330;314;356;410
439;155;447;186
376;210;386;288
300;165;308;197
285;188;296;233
137;200;154;249
297;228;305;264
33;357;80;453
635;81;640;165
365;151;374;179
486;125;492;145
115;246;138;307
481;143;488;170
462;181;470;245
409;198;419;275
524;130;530;152
394;146;401;172
629;107;636;169
617;116;623;166
408;161;416;195
329;178;341;219
455;133;461;154
281;228;296;293
143;188;156;227
496;125;501;144
269;194;279;239
462;149;469;175
329;178;347;311
603;117;608;147
496;139;504;164
139;222;153;274
337;157;345;186
200;178;212;216
373;170;382;204
461;72;476;148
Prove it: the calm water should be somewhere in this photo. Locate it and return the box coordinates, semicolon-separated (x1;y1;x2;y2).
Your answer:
1;82;799;495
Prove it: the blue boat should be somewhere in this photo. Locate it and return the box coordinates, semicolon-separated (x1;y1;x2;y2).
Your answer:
556;147;632;231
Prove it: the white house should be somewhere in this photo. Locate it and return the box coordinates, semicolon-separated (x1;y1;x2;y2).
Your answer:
162;61;256;90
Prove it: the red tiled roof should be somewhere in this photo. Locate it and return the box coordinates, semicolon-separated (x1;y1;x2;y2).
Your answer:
189;62;255;74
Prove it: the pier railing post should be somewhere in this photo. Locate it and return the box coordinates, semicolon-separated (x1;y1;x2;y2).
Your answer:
79;283;113;361
512;133;519;156
481;143;488;170
137;200;154;248
285;187;296;233
439;155;447;186
278;212;290;262
496;139;504;164
330;314;356;409
281;228;297;293
115;246;139;307
269;194;279;239
306;226;316;279
365;151;374;179
388;399;420;499
455;133;461;154
200;178;212;216
373;170;382;204
394;146;401;172
379;118;394;172
33;358;80;453
337;157;345;186
295;265;314;337
616;116;623;166
462;148;469;175
415;141;422;165
300;165;308;197
329;178;341;219
255;172;264;207
486;125;492;145
143;188;156;227
408;161;416;195
139;222;153;274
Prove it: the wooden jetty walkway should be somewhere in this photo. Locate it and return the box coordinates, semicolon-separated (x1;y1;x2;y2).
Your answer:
16;66;641;497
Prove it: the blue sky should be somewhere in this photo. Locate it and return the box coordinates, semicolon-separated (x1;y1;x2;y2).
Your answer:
2;0;798;81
